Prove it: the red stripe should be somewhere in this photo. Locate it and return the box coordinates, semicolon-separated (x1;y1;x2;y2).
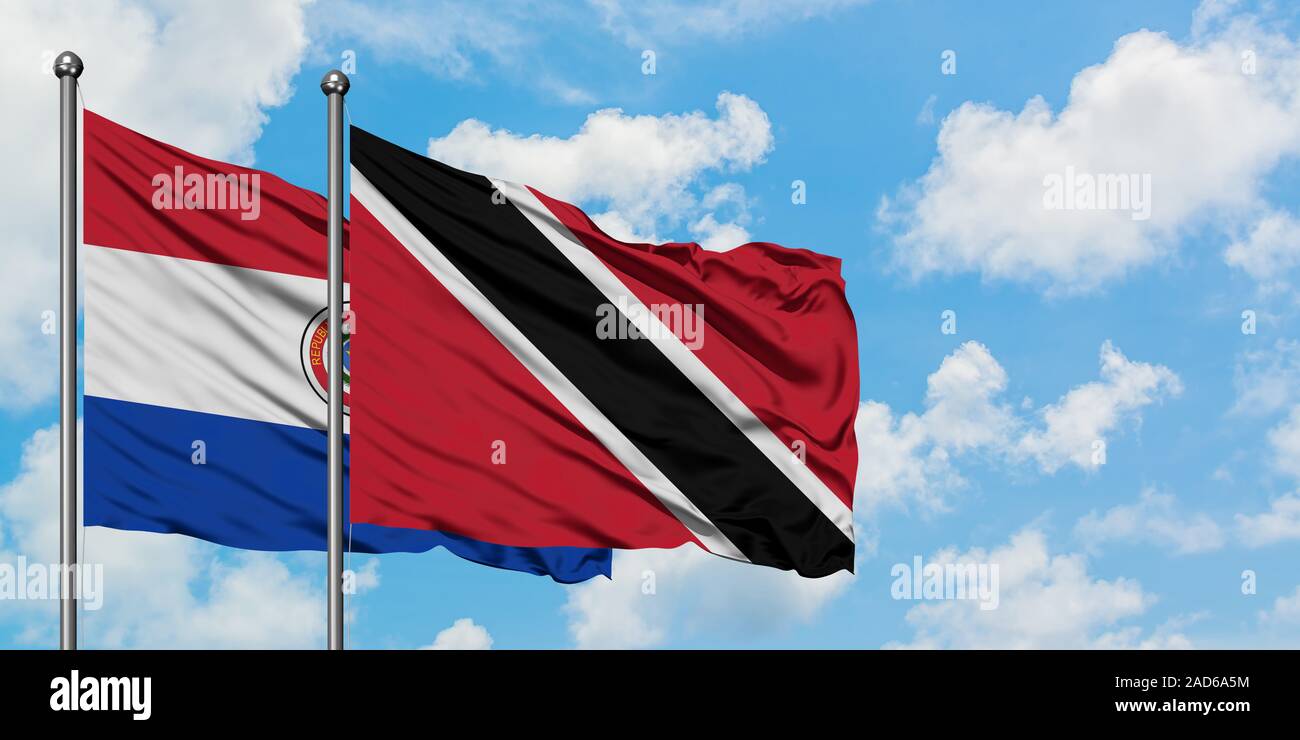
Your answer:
529;187;859;510
347;199;694;548
84;110;343;280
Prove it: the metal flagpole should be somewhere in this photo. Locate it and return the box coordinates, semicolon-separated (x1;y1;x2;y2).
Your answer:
54;50;83;652
321;69;350;650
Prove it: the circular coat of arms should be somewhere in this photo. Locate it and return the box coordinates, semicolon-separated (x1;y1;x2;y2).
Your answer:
300;303;350;415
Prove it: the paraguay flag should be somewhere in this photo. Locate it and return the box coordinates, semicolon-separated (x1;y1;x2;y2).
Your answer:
350;127;859;577
81;110;610;583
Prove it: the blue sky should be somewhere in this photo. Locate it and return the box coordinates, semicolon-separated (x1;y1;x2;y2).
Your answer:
4;0;1300;648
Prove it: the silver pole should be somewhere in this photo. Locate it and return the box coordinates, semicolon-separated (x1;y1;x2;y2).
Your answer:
54;51;83;652
321;69;349;651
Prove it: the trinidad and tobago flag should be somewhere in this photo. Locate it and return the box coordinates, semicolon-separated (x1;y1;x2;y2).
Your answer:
350;127;859;577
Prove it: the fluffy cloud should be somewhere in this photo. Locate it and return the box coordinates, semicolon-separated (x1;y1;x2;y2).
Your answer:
853;400;962;514
888;529;1182;649
854;342;1013;513
422;618;494;650
1075;488;1225;555
1236;493;1300;547
0;1;311;410
1224;210;1300;293
688;183;754;250
1267;407;1300;480
1017;341;1182;473
563;545;852;649
0;425;328;648
879;7;1300;293
135;551;324;649
427;92;773;243
857;341;1180;513
588;0;872;46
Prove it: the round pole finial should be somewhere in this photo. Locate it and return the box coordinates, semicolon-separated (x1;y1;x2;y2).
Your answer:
53;51;84;79
320;70;350;96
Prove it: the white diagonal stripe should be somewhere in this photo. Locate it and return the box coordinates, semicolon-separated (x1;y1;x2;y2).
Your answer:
496;179;856;545
352;167;747;562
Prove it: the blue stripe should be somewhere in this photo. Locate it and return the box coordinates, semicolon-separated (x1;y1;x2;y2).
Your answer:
83;395;611;583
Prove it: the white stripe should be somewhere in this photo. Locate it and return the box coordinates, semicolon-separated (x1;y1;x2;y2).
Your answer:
84;244;342;432
352;168;746;562
495;179;856;544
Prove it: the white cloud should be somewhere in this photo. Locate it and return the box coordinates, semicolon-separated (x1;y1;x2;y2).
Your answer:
858;340;1179;513
427;92;773;241
144;551;324;649
563;545;852;649
422;618;493;650
920;342;1017;451
0;427;62;563
1075;488;1225;555
854;400;963;514
689;214;752;251
309;0;527;81
1236;492;1300;546
586;211;662;244
1190;0;1240;37
589;0;871;46
310;2;610;108
321;0;837;108
689;183;754;249
879;7;1300;293
349;557;381;593
1267;406;1300;480
1231;339;1300;417
1017;341;1182;473
1225;210;1300;292
1092;614;1199;650
0;1;311;410
888;529;1180;649
854;342;1013;514
0;425;328;648
1260;585;1300;625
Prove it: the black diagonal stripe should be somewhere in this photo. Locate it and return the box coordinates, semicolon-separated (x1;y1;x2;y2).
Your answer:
351;126;853;576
